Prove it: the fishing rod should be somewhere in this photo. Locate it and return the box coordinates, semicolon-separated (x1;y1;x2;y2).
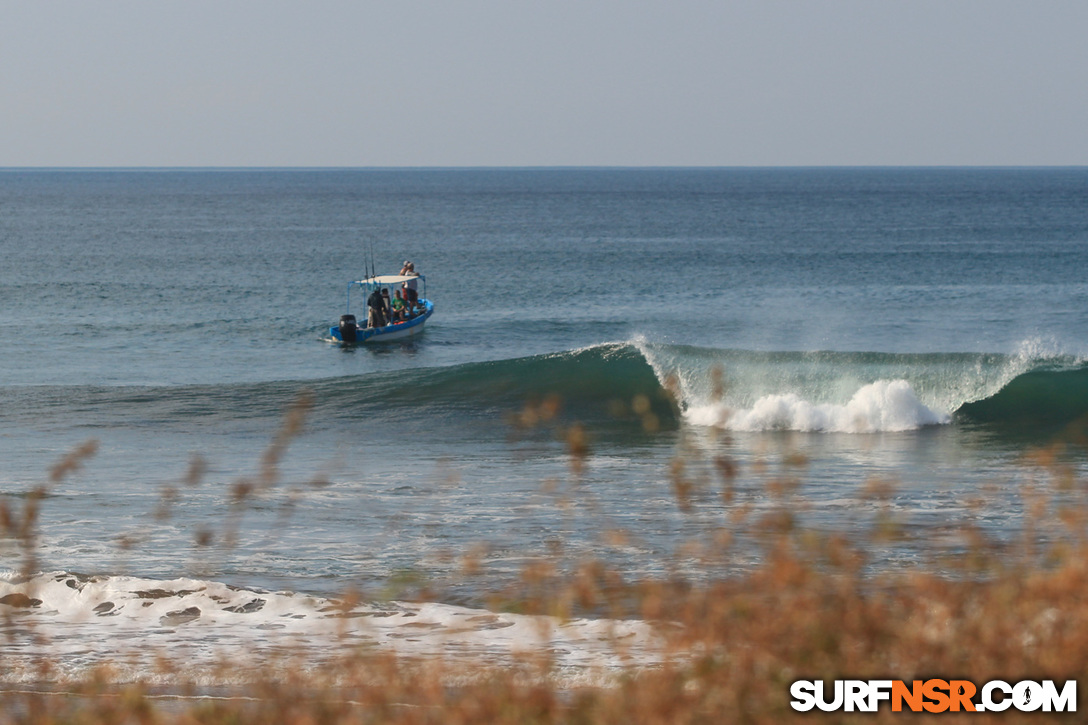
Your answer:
363;238;374;282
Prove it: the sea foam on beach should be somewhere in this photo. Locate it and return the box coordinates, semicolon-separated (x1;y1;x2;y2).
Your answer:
0;572;662;686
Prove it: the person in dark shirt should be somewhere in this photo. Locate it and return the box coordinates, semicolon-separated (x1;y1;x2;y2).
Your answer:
366;287;387;328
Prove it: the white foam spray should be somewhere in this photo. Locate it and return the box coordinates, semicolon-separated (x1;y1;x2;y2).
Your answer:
685;379;949;433
631;337;960;433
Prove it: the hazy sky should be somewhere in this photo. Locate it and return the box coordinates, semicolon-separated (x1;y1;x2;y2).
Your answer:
2;1;1086;166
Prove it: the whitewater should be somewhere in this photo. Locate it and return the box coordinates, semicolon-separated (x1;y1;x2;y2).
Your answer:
0;571;660;686
634;338;1085;433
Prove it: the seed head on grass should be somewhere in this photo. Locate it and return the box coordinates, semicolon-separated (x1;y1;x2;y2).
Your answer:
48;439;99;484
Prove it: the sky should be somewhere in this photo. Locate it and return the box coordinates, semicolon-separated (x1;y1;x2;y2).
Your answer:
1;1;1086;167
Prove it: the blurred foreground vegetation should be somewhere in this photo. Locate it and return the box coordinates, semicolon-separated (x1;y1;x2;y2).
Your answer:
3;394;1088;723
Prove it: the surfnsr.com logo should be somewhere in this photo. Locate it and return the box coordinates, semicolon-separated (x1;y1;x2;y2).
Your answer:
790;679;1076;713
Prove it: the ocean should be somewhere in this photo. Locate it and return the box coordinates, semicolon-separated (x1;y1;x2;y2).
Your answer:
2;167;1088;683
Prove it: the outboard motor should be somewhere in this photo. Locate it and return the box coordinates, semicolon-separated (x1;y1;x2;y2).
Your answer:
339;314;358;342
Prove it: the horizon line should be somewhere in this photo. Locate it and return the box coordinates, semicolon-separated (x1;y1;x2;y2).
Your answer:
1;164;1087;172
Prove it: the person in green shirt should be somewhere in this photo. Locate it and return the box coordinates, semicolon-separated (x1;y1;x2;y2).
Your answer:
391;288;408;322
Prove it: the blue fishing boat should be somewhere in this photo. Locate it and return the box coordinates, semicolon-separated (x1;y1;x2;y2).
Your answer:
330;274;433;343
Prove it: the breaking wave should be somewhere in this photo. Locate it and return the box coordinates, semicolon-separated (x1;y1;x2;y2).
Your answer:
634;339;1088;434
5;340;1087;435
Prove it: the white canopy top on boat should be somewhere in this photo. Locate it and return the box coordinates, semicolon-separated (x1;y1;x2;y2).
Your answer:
354;274;424;285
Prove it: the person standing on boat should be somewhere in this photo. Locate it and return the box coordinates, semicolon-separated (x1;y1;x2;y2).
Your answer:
381;288;392;323
366;286;387;328
399;261;420;306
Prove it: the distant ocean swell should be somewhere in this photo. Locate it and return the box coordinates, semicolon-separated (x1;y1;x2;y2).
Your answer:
5;342;1088;434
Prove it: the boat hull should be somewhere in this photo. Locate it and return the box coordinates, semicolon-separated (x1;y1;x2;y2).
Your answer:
330;300;434;343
